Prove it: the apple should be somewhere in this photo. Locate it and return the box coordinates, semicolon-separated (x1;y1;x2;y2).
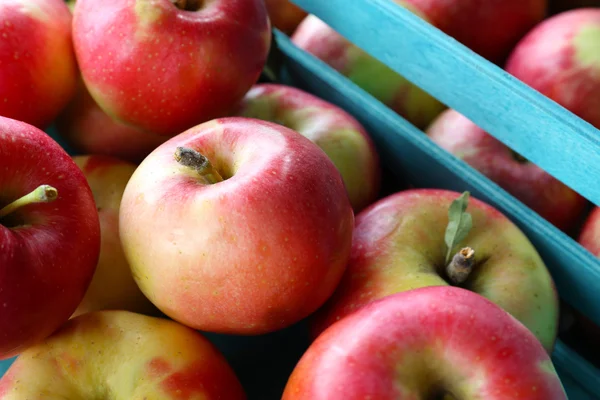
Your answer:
265;0;307;35
0;0;77;129
291;12;447;130
579;207;600;257
235;83;381;212
505;8;600;130
426;109;589;232
118;117;354;335
282;286;568;399
0;116;100;359
70;155;159;318
309;189;559;353
71;0;272;137
0;310;246;399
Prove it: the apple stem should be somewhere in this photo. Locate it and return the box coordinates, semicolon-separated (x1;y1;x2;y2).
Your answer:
446;247;475;285
0;185;58;219
174;147;224;184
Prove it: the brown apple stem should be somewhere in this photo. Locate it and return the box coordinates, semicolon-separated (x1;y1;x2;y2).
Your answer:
0;185;58;219
174;147;223;184
446;247;475;285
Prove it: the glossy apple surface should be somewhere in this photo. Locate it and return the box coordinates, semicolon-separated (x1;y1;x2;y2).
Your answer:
310;189;559;352
0;310;246;399
0;0;77;129
0;116;100;359
72;0;271;136
236;83;381;212
119;117;354;335
426;109;588;232
283;286;567;400
265;0;307;35
579;207;600;257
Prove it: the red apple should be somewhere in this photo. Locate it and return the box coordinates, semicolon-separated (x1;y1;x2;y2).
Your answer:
505;8;600;130
282;286;567;400
0;310;246;399
265;0;307;35
579;207;600;257
0;116;100;359
0;0;77;129
235;83;381;212
426;109;589;232
119;117;354;335
310;189;559;353
72;0;272;136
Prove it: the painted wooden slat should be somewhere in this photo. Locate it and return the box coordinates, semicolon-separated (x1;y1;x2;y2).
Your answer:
290;0;600;207
554;341;600;399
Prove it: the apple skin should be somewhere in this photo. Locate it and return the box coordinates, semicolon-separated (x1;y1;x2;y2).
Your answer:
426;109;589;232
0;0;77;129
505;8;600;130
0;116;100;359
235;83;381;213
72;0;272;137
291;13;447;130
309;189;559;353
265;0;307;35
283;286;567;400
71;155;159;318
0;310;246;399
579;207;600;257
119;117;355;335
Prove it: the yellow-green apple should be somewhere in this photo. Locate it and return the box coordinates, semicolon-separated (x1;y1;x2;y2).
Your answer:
505;8;600;130
0;116;100;359
265;0;307;35
71;0;271;137
0;310;246;399
426;109;589;232
291;12;447;130
235;83;381;212
71;155;158;318
0;0;77;129
119;117;354;335
309;189;559;352
282;286;568;400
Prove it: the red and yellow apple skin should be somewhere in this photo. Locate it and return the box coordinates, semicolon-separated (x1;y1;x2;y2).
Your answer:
265;0;307;35
579;207;600;257
310;189;559;353
119;117;354;335
0;116;100;359
283;286;568;400
426;109;588;232
71;155;158;318
236;83;381;212
0;0;77;129
0;310;246;399
72;0;271;137
506;8;600;130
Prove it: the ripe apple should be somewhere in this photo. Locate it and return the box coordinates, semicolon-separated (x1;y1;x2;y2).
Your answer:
282;286;568;400
291;12;447;130
579;207;600;257
72;0;272;136
235;83;381;212
265;0;307;35
119;117;354;335
0;116;100;359
0;310;246;399
505;8;600;130
309;189;559;353
0;0;77;129
71;155;159;318
426;109;589;232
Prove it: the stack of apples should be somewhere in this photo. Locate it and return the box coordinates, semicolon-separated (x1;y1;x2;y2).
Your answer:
0;0;594;398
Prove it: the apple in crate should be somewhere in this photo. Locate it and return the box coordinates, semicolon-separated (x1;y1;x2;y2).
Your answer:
71;155;158;318
0;0;77;129
119;117;354;335
0;117;100;359
0;310;246;399
426;109;588;232
282;286;568;400
72;0;271;137
580;207;600;257
310;189;559;352
236;83;381;212
506;8;600;130
265;0;307;35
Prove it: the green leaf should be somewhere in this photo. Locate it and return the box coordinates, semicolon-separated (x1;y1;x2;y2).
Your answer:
444;191;473;264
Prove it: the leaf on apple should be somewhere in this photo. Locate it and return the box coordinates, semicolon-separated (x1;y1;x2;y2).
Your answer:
444;191;472;264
